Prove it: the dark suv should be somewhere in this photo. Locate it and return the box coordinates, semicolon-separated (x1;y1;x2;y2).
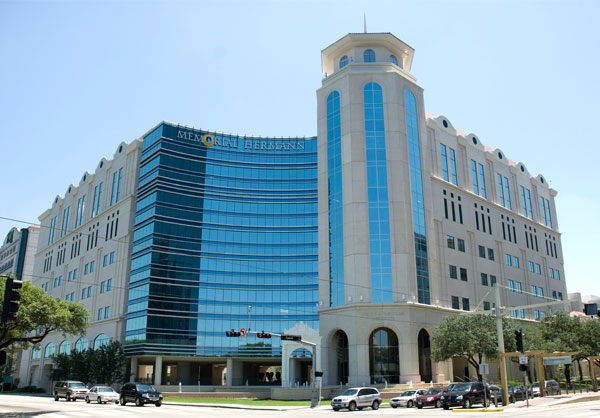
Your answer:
119;383;163;407
54;381;88;402
440;382;491;409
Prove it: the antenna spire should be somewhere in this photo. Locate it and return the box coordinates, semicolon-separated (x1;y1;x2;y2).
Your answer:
364;13;367;33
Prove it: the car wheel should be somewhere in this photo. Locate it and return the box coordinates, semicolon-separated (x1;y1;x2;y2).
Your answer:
391;404;398;408
333;407;339;411
120;396;126;406
135;397;143;407
98;397;102;404
372;400;380;410
54;394;59;401
463;399;471;409
85;396;90;404
435;400;441;408
156;401;162;407
407;400;414;408
348;401;356;411
115;400;119;405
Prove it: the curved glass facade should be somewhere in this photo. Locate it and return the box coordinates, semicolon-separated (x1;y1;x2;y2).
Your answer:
126;122;318;358
327;91;344;307
364;83;393;303
404;89;431;304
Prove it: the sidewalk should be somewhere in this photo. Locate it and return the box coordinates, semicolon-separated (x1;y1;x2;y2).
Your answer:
504;391;600;409
162;400;325;411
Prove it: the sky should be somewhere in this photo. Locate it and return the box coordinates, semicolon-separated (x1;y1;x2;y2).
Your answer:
0;0;598;296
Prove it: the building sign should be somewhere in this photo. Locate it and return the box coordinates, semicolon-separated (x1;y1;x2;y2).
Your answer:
543;356;572;365
176;129;306;152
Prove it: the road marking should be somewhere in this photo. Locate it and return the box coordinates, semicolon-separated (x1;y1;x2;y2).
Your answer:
565;413;600;418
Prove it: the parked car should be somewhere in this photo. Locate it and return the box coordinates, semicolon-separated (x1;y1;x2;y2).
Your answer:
53;381;89;402
331;387;382;411
85;386;120;404
119;383;163;407
415;388;444;409
390;389;427;408
532;380;561;396
440;381;491;409
489;384;531;403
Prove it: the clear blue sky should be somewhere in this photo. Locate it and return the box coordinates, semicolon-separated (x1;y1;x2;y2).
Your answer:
1;0;598;296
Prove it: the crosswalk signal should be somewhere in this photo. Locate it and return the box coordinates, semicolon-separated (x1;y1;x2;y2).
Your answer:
257;331;271;339
1;277;23;324
225;330;241;337
514;329;524;353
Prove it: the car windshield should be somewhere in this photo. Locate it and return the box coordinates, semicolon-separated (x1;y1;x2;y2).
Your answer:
340;389;358;396
69;383;86;388
136;385;155;391
401;391;416;396
99;388;115;392
425;389;441;395
532;382;540;388
452;384;471;392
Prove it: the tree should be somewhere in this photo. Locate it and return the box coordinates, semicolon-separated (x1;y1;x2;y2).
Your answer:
431;313;521;380
92;341;126;385
51;352;71;382
69;349;95;384
0;277;88;350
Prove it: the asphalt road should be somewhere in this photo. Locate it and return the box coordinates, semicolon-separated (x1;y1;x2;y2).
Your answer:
0;395;599;418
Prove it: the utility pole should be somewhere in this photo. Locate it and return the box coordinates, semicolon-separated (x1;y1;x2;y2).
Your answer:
495;284;509;406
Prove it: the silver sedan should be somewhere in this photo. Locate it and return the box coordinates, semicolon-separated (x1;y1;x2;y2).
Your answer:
85;386;120;404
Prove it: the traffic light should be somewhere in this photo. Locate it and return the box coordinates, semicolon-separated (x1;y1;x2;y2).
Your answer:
514;329;524;353
225;330;241;337
257;331;271;339
1;277;23;324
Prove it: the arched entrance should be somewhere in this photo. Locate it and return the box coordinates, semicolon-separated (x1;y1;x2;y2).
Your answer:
418;328;432;383
289;348;312;386
369;327;399;384
334;330;349;385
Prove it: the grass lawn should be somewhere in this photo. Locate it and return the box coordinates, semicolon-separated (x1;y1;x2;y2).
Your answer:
164;397;311;406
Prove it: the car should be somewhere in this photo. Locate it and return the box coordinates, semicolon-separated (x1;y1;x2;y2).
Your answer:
119;383;163;407
507;385;528;402
53;381;89;402
415;388;444;409
440;381;491;409
330;387;382;411
532;380;560;396
85;386;120;404
389;389;427;408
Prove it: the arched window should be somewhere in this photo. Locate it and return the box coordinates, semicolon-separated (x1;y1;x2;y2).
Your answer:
335;330;349;384
389;55;398;66
339;55;348;69
75;337;88;352
369;327;399;384
32;346;41;360
58;340;71;355
364;49;376;63
44;342;56;358
94;333;110;349
418;329;432;382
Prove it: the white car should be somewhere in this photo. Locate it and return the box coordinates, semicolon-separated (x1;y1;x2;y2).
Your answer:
85;386;120;404
390;389;427;408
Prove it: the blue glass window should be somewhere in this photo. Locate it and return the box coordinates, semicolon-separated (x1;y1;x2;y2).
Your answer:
339;55;348;68
58;340;70;355
497;174;505;207
478;163;487;198
449;148;457;185
327;91;344;307
503;177;512;210
526;189;533;220
364;49;376;63
94;333;109;349
405;89;431;304
364;82;392;303
75;337;88;352
440;144;449;181
544;198;553;228
389;55;398;65
471;160;479;195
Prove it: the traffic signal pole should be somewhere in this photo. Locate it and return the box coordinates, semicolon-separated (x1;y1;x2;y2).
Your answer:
495;284;509;406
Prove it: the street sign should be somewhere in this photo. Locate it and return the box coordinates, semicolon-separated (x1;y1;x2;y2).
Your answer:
239;328;247;337
281;334;301;341
543;355;571;365
519;355;528;365
479;363;489;375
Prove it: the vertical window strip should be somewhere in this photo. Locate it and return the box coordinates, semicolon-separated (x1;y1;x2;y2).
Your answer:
364;83;393;303
116;168;123;203
111;171;117;206
449;148;457;185
471;160;479;195
503;177;512;210
327;91;344;307
520;186;527;217
478;163;487;199
497;174;505;207
526;189;533;219
540;197;548;226
440;144;449;181
544;198;553;228
405;89;431;305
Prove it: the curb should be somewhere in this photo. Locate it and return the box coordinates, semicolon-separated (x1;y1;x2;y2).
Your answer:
452;409;504;413
163;401;317;411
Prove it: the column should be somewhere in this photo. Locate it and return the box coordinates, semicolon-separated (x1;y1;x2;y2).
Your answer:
130;357;138;382
154;356;162;386
226;358;233;387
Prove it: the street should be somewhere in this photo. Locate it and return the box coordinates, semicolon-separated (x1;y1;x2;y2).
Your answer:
1;395;600;418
